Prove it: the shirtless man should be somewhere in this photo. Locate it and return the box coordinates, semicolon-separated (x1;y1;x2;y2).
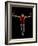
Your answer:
12;14;31;36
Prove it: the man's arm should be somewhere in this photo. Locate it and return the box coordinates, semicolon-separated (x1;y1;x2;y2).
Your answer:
24;16;28;19
28;16;31;18
12;15;20;17
24;16;31;19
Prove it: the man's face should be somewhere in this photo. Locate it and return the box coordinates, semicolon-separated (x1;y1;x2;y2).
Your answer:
21;14;24;17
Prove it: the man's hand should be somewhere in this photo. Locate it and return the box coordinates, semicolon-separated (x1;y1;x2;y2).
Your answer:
24;16;31;19
28;16;31;18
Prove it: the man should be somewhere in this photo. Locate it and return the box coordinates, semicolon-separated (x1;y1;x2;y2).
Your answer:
12;13;31;36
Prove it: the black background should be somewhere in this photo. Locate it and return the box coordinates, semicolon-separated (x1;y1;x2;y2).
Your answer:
12;7;33;39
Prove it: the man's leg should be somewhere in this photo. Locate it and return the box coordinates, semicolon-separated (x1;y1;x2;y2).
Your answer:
22;24;25;36
20;24;23;36
23;24;25;32
20;24;25;36
20;24;22;31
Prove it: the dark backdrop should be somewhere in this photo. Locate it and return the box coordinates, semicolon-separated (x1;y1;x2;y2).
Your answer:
12;7;33;39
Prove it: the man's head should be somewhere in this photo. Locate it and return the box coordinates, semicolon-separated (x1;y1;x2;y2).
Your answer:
21;14;24;17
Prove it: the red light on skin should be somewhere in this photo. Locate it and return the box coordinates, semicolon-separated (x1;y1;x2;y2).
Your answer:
19;15;31;24
19;16;25;24
19;14;25;24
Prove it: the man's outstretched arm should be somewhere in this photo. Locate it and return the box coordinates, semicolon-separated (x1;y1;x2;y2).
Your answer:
12;15;20;18
28;16;31;18
24;16;31;19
